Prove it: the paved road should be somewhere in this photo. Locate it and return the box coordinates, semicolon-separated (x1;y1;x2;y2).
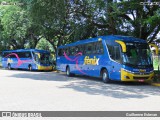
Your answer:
0;69;160;111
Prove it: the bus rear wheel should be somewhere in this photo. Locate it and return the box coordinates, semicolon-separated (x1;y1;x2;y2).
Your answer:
8;64;11;70
102;69;110;83
28;65;32;71
66;66;74;77
66;66;71;77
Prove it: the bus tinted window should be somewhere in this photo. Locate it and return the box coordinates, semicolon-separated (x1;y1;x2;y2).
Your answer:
17;52;31;58
70;47;75;56
58;49;63;56
96;41;104;54
64;48;70;56
10;55;16;58
3;52;10;57
86;43;92;55
75;46;79;53
114;46;121;62
107;45;121;62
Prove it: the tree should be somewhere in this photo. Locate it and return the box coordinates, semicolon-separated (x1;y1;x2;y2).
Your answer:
0;3;31;49
24;0;77;54
115;0;160;42
71;0;160;42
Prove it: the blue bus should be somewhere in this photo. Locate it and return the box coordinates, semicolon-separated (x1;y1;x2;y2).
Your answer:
56;35;158;83
2;49;53;71
0;52;2;67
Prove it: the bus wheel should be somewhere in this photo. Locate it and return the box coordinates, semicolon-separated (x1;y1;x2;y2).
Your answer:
28;65;32;71
66;66;70;76
66;66;72;77
8;64;11;70
102;69;110;83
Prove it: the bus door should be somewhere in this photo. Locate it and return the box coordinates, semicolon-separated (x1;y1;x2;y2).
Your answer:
109;61;121;80
107;45;122;80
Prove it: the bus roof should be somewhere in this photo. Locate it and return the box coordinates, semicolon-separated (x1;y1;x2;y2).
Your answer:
58;35;147;48
3;49;50;53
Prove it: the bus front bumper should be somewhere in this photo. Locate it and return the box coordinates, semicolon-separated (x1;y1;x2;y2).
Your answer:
37;65;53;71
121;69;154;82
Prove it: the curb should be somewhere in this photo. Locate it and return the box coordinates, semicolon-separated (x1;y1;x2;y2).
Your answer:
52;70;59;73
151;83;160;87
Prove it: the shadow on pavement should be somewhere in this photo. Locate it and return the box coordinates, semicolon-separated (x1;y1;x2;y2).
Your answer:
8;71;160;99
8;71;73;81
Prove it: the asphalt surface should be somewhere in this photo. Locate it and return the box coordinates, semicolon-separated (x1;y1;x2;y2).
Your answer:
0;69;160;120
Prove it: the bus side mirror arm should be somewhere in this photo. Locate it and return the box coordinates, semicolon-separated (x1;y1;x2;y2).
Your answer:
149;43;159;55
115;40;126;53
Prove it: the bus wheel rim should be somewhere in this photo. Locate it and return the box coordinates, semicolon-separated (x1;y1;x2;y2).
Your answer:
29;66;32;71
67;68;69;75
8;65;11;69
103;72;107;81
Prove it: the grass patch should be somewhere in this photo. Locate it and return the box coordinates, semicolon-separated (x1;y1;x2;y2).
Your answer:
153;56;159;70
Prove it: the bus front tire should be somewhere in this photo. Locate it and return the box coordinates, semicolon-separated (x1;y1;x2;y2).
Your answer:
102;69;110;83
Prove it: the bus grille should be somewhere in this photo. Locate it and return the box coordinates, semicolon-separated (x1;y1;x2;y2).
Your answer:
134;73;150;75
133;77;149;80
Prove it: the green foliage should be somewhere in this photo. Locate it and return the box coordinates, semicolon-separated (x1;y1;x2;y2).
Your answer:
153;56;160;70
36;38;54;52
0;1;32;49
0;0;160;52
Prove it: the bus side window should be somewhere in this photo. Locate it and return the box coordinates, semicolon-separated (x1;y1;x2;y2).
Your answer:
77;45;84;55
114;46;121;62
64;48;69;56
2;52;6;57
107;44;121;62
93;42;97;54
25;52;31;58
10;54;16;58
86;43;92;55
3;52;11;57
83;45;87;55
58;49;63;56
70;47;75;56
96;41;104;54
75;46;79;54
67;47;70;56
107;45;114;59
18;52;26;58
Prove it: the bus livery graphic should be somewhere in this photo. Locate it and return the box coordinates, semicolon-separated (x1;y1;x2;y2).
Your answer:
84;56;99;65
5;53;32;67
64;51;86;74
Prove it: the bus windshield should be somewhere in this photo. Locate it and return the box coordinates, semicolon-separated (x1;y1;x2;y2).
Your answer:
122;43;153;67
33;52;50;65
40;53;50;64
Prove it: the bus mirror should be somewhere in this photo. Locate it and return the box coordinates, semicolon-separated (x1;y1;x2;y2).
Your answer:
115;40;126;52
149;43;159;55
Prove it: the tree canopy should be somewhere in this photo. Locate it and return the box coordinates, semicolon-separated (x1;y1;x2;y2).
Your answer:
0;0;160;52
